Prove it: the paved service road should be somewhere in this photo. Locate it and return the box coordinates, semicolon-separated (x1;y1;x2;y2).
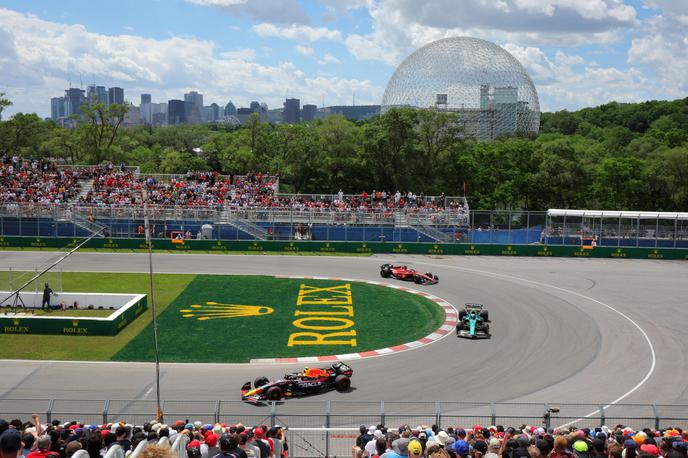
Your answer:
1;251;687;417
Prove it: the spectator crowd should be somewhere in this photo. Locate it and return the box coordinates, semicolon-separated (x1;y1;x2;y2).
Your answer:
0;415;286;458
352;423;688;458
0;158;467;217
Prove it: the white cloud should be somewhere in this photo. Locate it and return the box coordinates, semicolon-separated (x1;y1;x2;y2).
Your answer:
295;44;314;56
341;0;639;72
252;23;342;42
318;53;341;65
185;0;309;23
0;8;382;117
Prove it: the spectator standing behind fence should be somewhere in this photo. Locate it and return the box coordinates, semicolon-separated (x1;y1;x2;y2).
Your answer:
41;284;53;311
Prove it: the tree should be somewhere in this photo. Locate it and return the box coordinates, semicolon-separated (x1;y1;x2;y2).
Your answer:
78;101;129;162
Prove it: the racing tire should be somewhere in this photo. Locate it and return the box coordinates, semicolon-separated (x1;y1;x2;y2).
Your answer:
458;310;467;321
433;275;439;283
254;376;269;388
266;386;283;401
380;268;391;278
480;310;489;322
334;375;351;392
414;275;423;284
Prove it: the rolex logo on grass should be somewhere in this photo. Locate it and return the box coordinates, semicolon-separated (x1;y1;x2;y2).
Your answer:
180;302;274;321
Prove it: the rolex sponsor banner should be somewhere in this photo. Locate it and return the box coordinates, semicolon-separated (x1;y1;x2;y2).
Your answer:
0;236;686;259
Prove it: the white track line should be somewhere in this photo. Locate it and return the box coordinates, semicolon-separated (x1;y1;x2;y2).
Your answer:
417;260;657;426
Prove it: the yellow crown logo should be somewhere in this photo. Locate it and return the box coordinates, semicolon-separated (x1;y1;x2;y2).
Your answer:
72;320;79;327
13;319;20;326
180;302;274;321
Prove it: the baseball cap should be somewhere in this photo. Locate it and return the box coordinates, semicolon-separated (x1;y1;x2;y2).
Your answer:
573;441;588;452
254;428;264;438
624;440;638;448
408;440;423;455
640;444;659;456
0;430;22;453
187;446;202;458
453;440;470;456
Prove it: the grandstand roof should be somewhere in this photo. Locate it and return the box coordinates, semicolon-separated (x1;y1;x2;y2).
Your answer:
547;209;688;220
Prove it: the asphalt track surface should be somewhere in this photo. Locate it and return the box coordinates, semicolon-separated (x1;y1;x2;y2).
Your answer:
1;251;687;417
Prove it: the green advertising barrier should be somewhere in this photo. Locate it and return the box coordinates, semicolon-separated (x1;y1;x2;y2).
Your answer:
0;236;687;260
0;294;147;336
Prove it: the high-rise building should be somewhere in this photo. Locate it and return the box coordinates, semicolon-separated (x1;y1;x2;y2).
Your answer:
301;104;317;122
64;88;86;117
184;91;203;117
108;87;124;105
51;97;66;121
168;99;186;125
140;94;152;124
236;107;253;124
86;85;107;105
210;103;220;122
283;98;300;124
224;101;237;116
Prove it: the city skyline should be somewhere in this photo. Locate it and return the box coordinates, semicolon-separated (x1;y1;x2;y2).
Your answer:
0;0;686;118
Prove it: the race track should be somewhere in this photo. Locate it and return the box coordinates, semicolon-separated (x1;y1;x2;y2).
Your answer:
1;251;687;413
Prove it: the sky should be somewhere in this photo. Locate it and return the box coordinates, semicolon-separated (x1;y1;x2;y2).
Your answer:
0;0;687;118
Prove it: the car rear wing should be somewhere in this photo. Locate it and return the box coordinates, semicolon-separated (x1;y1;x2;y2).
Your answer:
464;303;483;311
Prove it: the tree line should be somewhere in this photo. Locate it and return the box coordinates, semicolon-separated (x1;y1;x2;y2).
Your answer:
0;95;687;211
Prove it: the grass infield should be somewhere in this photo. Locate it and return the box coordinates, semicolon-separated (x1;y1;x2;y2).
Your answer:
0;272;444;363
113;275;445;363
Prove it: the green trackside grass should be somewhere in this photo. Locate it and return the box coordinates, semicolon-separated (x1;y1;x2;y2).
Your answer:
0;272;195;360
112;275;445;363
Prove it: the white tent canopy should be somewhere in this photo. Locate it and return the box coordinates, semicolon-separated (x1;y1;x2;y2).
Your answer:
547;209;688;220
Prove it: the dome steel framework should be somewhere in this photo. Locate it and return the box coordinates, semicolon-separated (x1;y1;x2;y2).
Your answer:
382;37;540;141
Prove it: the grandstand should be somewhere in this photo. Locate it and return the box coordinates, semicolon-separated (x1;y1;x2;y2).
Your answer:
2;159;687;247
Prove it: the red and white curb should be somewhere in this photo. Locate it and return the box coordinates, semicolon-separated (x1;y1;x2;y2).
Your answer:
251;276;458;363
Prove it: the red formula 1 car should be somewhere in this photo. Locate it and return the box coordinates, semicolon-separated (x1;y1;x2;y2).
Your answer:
380;263;439;285
241;362;353;404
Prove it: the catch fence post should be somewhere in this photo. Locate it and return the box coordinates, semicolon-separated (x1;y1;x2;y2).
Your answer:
598;405;605;427
490;403;496;426
270;401;276;427
325;401;331;458
47;399;54;424
652;404;660;430
214;400;221;424
103;400;110;424
435;402;441;428
380;401;385;426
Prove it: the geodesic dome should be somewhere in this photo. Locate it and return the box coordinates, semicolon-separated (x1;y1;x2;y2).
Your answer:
382;37;540;140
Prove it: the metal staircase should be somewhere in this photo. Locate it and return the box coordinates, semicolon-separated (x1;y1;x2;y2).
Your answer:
71;213;109;237
394;211;409;228
410;223;453;243
217;209;269;240
74;179;94;202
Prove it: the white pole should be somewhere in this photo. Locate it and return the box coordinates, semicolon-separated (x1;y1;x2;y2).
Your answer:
143;189;163;421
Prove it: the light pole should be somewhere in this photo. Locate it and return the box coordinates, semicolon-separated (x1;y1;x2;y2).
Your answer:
143;189;163;421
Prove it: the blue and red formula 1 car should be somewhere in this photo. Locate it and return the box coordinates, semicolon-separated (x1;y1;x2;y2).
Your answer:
380;263;439;285
241;362;353;403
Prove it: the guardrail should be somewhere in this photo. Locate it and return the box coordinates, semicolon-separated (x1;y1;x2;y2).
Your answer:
0;399;685;430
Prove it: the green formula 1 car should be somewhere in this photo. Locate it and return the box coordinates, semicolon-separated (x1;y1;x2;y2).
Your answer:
456;303;491;339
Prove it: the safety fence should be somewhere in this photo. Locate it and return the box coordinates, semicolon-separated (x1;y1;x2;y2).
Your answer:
1;399;686;453
2;204;687;247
